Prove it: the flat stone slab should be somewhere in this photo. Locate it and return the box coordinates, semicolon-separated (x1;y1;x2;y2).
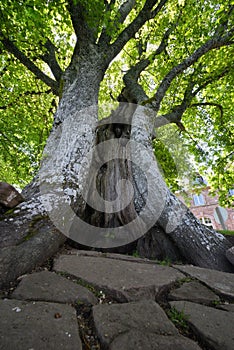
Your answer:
170;301;234;350
93;300;201;349
11;270;98;305
54;255;185;302
93;300;177;346
70;249;154;264
173;264;234;299
169;280;220;305
217;303;234;312
110;330;202;350
0;299;82;350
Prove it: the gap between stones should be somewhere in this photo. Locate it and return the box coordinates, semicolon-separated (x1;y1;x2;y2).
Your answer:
1;249;233;350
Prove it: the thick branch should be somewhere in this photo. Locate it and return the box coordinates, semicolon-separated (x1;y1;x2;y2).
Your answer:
153;81;195;128
154;67;230;128
109;0;168;60
123;60;148;104
152;28;234;114
0;33;59;95
40;40;63;82
98;0;136;46
121;22;176;104
67;0;97;47
118;0;136;24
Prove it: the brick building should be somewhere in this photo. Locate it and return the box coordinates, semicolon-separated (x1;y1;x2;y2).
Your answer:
177;187;234;231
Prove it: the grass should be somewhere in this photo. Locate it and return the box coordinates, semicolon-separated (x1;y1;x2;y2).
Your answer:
131;250;140;258
158;258;172;266
211;300;221;306
217;230;234;236
167;307;189;332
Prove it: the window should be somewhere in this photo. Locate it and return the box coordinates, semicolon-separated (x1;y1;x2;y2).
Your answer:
229;189;234;196
200;217;213;228
193;194;205;206
194;175;208;185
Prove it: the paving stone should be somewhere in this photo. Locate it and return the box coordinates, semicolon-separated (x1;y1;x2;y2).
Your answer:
71;249;154;264
173;264;234;299
54;255;185;302
12;270;98;305
216;303;234;312
92;300;178;348
226;246;234;266
170;301;234;350
109;330;202;350
0;299;82;350
169;280;220;305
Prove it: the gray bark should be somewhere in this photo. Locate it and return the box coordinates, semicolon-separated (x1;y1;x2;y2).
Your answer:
137;225;183;262
130;106;233;272
157;193;232;271
0;95;232;292
0;217;66;289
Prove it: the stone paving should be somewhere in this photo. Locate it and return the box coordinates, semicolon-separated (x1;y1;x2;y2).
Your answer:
0;250;234;350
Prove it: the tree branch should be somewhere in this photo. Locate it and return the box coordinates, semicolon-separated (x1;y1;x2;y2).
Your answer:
67;0;97;48
0;33;59;95
118;0;136;24
120;21;177;104
108;0;168;60
154;81;196;128
40;40;63;82
151;25;234;114
98;0;136;46
122;63;149;103
190;102;224;122
192;67;230;96
121;21;231;130
154;67;229;129
217;151;234;165
104;0;116;11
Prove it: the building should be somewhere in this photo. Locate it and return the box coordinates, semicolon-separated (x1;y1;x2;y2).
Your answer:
177;187;234;231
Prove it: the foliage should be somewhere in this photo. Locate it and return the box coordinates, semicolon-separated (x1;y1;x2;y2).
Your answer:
0;59;55;185
217;230;234;236
167;307;189;332
131;250;140;258
0;0;72;185
153;123;197;193
158;257;172;266
0;0;233;204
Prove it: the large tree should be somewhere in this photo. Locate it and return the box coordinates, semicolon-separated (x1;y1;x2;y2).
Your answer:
0;0;233;282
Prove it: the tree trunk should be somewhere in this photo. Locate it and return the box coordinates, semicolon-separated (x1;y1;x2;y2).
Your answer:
40;98;232;271
0;57;233;290
137;224;183;262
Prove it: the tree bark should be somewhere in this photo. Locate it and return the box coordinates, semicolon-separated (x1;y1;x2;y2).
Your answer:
131;106;233;272
0;44;233;292
1;98;232;291
0;0;233;294
137;224;183;262
47;98;233;271
0;217;66;289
